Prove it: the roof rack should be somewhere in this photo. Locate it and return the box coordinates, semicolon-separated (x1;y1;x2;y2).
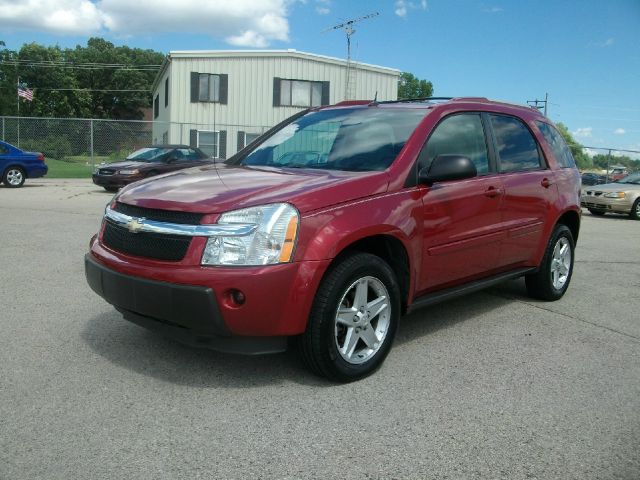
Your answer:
372;97;453;105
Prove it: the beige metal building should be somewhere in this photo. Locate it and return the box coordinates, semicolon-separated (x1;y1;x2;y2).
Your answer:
150;50;400;158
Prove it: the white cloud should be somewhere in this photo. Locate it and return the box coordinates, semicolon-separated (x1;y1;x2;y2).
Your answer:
0;0;290;47
316;7;330;14
613;128;626;135
484;6;503;13
395;0;427;18
0;0;104;35
573;127;593;138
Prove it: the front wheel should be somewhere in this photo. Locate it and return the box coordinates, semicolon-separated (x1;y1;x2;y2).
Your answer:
525;225;575;301
299;252;400;382
3;167;26;188
629;199;640;220
588;208;606;216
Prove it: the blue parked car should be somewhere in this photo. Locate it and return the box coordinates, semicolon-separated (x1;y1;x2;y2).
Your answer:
0;140;48;187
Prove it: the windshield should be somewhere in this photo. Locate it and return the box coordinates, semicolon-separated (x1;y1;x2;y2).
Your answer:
615;172;640;184
231;107;427;172
126;147;172;162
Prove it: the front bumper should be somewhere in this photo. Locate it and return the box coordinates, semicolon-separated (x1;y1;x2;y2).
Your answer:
581;195;633;213
85;254;288;354
92;173;138;188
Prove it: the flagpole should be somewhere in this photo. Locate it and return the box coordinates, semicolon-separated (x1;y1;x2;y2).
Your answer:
17;76;20;148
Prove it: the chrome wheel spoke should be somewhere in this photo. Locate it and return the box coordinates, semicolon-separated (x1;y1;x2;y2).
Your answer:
341;327;359;358
353;279;368;309
360;327;379;349
337;306;357;326
366;296;388;319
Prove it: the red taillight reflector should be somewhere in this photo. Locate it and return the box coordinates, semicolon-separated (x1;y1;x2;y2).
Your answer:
38;153;45;161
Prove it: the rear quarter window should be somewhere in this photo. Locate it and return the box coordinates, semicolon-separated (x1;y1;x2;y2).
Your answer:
536;121;576;169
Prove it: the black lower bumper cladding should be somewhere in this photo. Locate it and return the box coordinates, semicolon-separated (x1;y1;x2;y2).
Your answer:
84;254;286;354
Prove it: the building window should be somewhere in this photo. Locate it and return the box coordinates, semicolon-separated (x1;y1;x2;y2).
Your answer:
162;131;168;145
273;78;329;107
198;131;219;158
190;72;228;104
164;78;169;107
237;131;261;151
153;94;159;118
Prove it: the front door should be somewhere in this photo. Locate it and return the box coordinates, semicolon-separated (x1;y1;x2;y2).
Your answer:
417;113;504;292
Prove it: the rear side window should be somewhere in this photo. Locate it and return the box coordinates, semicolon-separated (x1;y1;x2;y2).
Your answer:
490;114;542;172
536;121;576;168
422;113;489;174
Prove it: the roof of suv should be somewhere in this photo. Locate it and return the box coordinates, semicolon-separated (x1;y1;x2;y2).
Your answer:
329;97;544;118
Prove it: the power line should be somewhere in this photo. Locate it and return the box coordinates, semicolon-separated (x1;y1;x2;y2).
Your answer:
0;60;160;71
0;86;151;93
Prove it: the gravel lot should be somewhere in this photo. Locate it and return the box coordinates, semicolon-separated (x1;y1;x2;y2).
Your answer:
1;178;639;480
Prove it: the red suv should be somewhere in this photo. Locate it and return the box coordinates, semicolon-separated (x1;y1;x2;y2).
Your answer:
85;97;581;381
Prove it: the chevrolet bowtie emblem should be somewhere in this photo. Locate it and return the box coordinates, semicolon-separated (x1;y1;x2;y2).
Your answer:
126;218;145;233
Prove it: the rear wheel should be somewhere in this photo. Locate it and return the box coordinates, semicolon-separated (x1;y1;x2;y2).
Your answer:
3;167;26;188
629;199;640;220
299;252;400;382
525;225;575;301
588;208;606;216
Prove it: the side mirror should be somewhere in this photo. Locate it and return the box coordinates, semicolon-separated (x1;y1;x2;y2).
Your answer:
419;154;477;185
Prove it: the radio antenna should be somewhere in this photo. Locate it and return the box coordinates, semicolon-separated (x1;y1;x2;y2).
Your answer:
322;12;379;99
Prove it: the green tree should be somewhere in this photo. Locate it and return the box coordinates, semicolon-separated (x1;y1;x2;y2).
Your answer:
398;72;433;99
0;38;164;119
555;122;592;169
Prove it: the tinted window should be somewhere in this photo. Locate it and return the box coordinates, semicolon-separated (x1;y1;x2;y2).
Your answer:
237;108;426;172
536;121;575;168
423;113;489;174
490;115;542;172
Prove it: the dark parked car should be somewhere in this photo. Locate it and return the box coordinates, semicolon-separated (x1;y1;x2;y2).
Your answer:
0;140;48;188
581;172;606;186
86;97;581;381
92;145;212;192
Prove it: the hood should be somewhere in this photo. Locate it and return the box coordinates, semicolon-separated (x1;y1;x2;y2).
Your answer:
99;160;153;170
116;163;389;214
585;181;640;192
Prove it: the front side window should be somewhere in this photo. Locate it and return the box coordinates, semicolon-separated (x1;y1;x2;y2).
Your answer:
536;121;575;168
198;131;219;158
490;115;542;172
234;107;427;172
421;113;490;174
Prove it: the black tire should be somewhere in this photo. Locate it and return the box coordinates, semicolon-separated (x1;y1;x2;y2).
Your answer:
103;186;119;193
629;198;640;220
525;225;575;301
299;252;401;382
2;166;26;188
588;208;606;216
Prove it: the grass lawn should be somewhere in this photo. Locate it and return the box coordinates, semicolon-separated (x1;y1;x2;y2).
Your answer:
45;156;110;178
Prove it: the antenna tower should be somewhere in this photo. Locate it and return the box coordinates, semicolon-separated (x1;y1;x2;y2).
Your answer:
323;12;379;99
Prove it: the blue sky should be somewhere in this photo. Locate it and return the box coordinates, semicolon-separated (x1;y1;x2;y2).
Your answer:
2;0;639;156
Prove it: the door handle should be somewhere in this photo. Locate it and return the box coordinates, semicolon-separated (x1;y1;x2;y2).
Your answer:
541;178;554;188
484;186;503;198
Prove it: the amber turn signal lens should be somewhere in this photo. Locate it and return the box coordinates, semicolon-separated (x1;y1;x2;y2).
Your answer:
278;215;299;262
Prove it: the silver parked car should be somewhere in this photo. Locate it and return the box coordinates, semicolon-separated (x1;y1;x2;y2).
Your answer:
581;172;640;219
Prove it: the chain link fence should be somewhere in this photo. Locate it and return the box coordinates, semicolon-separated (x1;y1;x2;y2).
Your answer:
0;116;271;178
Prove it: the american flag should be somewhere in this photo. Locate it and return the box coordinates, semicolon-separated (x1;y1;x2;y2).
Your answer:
18;85;34;101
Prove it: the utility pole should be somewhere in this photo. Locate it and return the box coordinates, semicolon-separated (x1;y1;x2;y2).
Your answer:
527;93;549;116
323;12;379;100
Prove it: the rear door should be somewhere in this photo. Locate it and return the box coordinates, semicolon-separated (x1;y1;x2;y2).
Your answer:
487;114;558;268
418;112;505;291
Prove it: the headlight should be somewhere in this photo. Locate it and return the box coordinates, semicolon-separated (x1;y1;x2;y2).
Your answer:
603;192;625;198
118;169;139;175
202;203;299;266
